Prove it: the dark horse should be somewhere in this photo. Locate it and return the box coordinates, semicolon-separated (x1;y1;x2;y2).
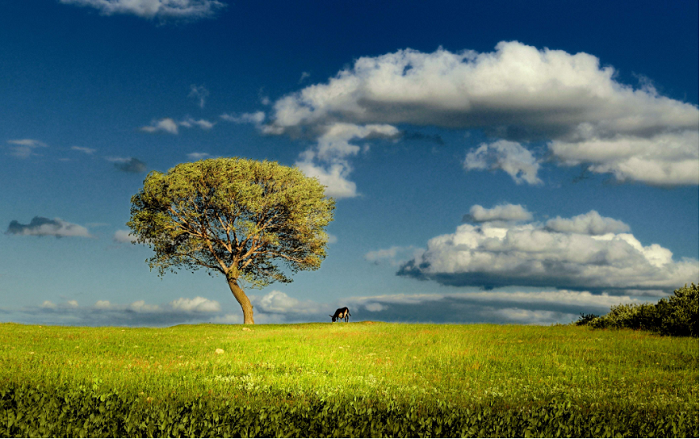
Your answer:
330;307;351;322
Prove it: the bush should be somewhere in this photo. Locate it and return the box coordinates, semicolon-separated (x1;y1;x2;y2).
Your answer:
587;283;698;337
574;313;599;326
656;283;699;337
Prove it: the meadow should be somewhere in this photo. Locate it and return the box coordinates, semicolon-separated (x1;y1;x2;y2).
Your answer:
0;322;697;437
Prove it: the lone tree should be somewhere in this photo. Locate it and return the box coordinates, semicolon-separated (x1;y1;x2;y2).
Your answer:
127;157;335;324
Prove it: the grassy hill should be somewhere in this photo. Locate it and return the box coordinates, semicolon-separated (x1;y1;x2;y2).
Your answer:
0;322;697;437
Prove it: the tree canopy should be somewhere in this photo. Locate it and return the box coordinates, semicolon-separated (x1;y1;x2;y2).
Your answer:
127;157;335;324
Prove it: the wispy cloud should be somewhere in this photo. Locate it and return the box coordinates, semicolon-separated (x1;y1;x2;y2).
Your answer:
5;217;93;238
180;117;215;130
58;0;227;21
365;246;419;266
220;111;266;125
6;139;48;159
188;84;209;108
71;146;96;154
141;117;215;134
187;152;212;160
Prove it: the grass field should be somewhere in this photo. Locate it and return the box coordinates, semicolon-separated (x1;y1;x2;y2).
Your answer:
0;322;698;437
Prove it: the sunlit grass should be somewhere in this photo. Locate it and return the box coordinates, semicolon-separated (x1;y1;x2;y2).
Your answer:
0;322;697;412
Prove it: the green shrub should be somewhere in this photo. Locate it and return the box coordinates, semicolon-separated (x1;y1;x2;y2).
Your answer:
574;313;600;326
656;283;699;337
588;283;698;337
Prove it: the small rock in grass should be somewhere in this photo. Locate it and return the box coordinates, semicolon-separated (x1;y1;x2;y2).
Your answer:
215;348;224;355
242;327;251;331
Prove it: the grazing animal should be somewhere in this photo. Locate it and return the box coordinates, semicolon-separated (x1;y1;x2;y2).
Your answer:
330;307;351;322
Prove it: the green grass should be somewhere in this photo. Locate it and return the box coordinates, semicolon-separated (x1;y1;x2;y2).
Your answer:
0;322;697;436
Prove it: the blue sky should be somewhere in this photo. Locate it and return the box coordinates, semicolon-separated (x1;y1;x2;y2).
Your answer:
1;0;698;326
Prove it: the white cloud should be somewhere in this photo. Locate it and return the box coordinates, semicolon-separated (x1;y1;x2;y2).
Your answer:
94;300;111;309
187;152;212;160
188;84;209;108
398;208;698;293
180;117;215;130
464;203;533;223
545;210;630;235
140;118;179;134
220;111;266;125
253;290;322;315
292;123;399;199
295;160;357;199
6;139;48;159
40;301;57;309
59;0;226;20
169;297;221;313
364;246;419;266
549;131;699;186
265;41;698;186
463;140;542;185
364;303;386;312
141;117;214;134
71;146;96;154
6;217;93;238
8;139;48;147
113;230;138;243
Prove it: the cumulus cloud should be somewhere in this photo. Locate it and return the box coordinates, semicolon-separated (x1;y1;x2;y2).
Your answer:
188;84;209;108
5;217;93;238
398;208;698;293
107;157;147;173
545;210;630;235
464;140;542;184
464;203;533;223
140;118;179;134
264;41;698;186
292;123;399;198
113;229;138;243
6;139;48;159
549;130;699;186
59;0;226;21
295;160;357;199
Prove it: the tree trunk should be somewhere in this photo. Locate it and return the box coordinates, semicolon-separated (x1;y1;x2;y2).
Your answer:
227;278;255;324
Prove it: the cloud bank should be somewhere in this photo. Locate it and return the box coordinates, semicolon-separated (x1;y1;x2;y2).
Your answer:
263;41;698;187
398;205;698;293
3;288;660;327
